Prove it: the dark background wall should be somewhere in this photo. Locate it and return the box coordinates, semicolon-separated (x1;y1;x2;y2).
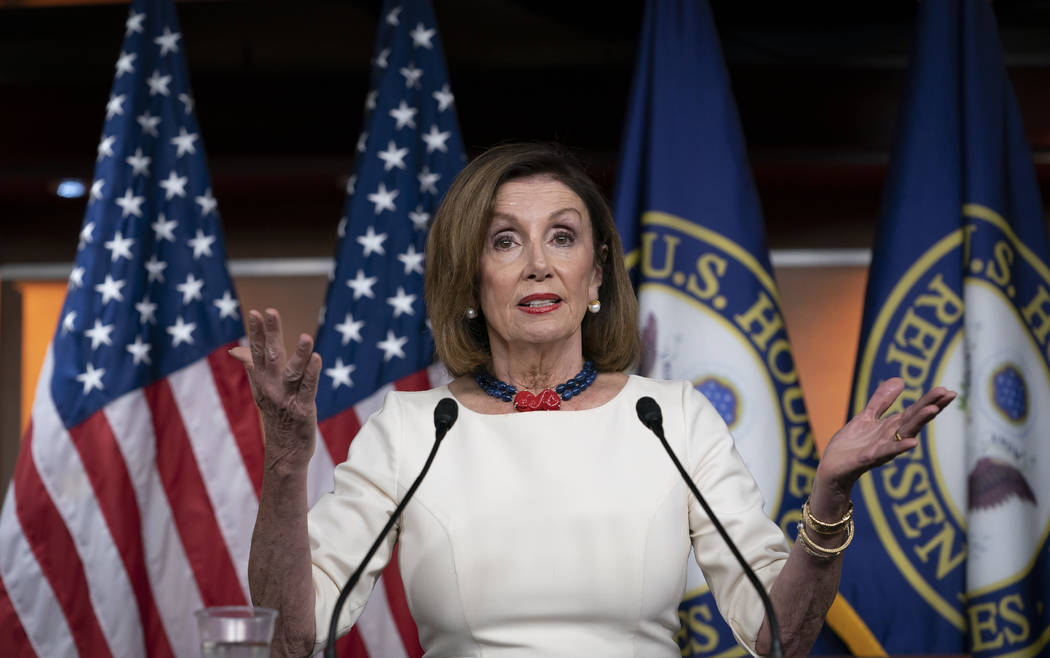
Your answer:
3;0;1050;265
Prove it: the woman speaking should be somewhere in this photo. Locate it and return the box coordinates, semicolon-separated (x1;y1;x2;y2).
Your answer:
234;143;955;657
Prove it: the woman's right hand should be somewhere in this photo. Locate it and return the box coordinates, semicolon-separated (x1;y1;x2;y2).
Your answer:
230;308;322;474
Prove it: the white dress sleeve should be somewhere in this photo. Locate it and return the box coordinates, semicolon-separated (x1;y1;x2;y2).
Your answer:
682;383;791;656
307;391;403;652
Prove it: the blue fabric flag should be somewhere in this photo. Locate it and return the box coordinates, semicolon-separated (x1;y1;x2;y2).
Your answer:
612;0;822;654
837;0;1050;655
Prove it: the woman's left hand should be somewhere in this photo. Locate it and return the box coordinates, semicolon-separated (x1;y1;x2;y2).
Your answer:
816;377;956;500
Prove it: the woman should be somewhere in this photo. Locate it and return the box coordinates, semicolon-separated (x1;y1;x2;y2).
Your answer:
237;143;955;657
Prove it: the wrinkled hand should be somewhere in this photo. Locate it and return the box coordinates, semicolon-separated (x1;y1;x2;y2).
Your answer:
230;309;321;473
817;377;956;498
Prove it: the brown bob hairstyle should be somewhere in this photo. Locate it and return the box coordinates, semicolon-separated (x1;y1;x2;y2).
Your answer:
424;142;640;377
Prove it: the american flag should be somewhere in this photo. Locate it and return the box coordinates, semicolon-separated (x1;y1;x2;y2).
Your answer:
0;1;262;655
305;0;465;655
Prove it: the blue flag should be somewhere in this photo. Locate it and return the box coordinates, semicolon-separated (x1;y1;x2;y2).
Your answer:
837;0;1050;655
612;1;822;654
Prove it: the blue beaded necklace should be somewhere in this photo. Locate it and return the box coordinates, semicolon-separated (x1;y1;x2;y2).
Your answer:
475;360;598;411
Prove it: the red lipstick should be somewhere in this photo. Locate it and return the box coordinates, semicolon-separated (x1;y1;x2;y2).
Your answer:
518;293;561;314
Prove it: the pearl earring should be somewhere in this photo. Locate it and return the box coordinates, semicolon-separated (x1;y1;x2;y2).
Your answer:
587;299;601;314
465;307;477;320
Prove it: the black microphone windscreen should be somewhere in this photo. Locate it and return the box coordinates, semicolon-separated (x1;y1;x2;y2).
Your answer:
636;396;662;430
434;397;459;431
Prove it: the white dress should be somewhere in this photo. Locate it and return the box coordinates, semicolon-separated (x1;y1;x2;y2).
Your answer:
308;375;790;657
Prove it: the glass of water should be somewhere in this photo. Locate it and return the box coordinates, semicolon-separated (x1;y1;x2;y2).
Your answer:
195;606;277;658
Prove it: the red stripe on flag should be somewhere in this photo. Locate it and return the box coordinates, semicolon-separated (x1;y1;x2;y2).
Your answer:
69;412;175;658
145;380;247;606
319;407;362;466
13;421;113;657
207;343;265;497
0;575;35;658
382;547;423;658
394;369;431;392
338;626;369;657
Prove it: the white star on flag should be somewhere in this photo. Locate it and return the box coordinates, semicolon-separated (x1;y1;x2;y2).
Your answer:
375;48;390;69
176;273;204;304
126;336;152;365
104;231;135;262
377;330;408;362
106;93;126;120
357;131;369;153
152;214;177;242
137;110;161;136
337;217;348;238
171;127;198;157
196;188;217;216
334;313;365;345
325;358;356;389
357;226;388;256
145;255;167;282
154;27;181;56
397;244;425;275
76;362;105;394
213;290;239;319
135;297;158;324
422;125;451;153
386;286;417;317
365;90;378;111
68;266;85;289
166;316;196;347
367;183;399;214
97;135;116;161
147;69;172;96
389;101;418;130
408;206;430;231
159;170;188;199
95;274;126;305
115;188;146;218
346;175;357;195
178;93;194;114
125;10;145;36
378;141;410;171
386;6;401;25
115;51;136;77
61;311;77;334
90;179;105;203
433;84;454;112
410;23;435;49
84;319;116;350
346;269;378;299
418;166;440;194
400;64;423;89
187;229;216;259
126;147;152;176
78;223;95;250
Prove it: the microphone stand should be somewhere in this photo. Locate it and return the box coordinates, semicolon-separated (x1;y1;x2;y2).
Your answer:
636;397;783;658
324;398;457;657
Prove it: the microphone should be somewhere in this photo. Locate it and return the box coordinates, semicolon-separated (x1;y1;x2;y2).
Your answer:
635;397;783;658
325;397;458;657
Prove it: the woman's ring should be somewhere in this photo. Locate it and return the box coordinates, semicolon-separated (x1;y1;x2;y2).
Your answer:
894;430;904;442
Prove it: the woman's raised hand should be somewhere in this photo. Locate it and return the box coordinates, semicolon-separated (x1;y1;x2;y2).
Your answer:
817;377;956;498
230;309;322;473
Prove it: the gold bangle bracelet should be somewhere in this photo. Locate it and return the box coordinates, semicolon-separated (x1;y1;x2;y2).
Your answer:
797;519;854;559
803;498;853;535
